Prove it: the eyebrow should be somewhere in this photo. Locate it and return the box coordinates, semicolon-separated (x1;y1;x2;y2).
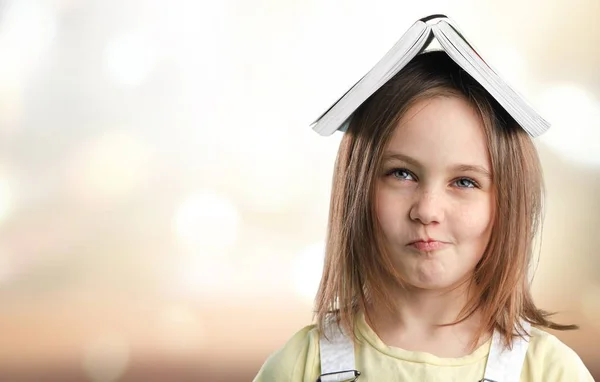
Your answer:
382;152;492;179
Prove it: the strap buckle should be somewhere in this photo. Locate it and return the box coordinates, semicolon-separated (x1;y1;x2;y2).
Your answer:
316;369;361;382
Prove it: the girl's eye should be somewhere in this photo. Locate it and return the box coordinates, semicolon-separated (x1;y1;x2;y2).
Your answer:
454;178;478;189
387;168;415;181
385;169;479;189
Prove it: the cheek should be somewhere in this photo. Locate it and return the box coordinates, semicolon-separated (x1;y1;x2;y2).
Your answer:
454;198;495;239
375;189;405;234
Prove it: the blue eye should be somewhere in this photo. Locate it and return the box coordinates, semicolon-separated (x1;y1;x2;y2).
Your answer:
454;178;478;188
385;168;479;189
388;168;415;181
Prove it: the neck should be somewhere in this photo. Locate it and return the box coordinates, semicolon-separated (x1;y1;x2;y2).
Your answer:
366;281;487;356
390;282;474;326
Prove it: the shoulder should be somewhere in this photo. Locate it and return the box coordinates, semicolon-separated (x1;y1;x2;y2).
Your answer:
253;324;322;382
524;327;594;381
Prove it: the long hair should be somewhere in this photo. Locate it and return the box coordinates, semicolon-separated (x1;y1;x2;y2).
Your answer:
314;51;577;349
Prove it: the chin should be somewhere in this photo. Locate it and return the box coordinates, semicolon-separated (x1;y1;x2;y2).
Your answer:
420;275;476;291
412;280;455;290
406;273;467;291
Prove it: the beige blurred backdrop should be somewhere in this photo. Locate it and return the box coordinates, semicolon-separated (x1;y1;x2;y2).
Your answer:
0;0;598;381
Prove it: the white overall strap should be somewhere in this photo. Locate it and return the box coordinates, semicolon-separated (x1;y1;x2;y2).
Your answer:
318;321;358;382
482;321;531;382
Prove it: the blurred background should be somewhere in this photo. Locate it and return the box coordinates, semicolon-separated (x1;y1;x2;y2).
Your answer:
0;0;598;380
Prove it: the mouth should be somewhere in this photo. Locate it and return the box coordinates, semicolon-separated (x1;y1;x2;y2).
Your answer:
407;240;449;252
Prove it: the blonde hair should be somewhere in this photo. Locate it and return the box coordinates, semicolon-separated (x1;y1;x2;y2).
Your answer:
314;51;576;349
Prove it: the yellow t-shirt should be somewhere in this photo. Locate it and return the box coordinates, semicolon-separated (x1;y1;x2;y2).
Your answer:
253;313;594;382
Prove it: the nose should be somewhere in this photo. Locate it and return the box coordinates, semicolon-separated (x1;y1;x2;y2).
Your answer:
409;189;444;225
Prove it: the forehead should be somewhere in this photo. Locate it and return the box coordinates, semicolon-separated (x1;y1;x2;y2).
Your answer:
386;96;490;168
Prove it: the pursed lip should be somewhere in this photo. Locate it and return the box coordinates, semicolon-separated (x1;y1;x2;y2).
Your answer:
407;239;449;252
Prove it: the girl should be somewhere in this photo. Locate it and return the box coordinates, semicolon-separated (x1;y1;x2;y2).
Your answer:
253;49;594;381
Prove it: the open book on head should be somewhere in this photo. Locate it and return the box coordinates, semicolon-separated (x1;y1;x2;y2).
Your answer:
310;14;549;138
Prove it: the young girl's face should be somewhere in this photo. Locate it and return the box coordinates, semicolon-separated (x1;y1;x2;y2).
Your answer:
375;95;495;291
